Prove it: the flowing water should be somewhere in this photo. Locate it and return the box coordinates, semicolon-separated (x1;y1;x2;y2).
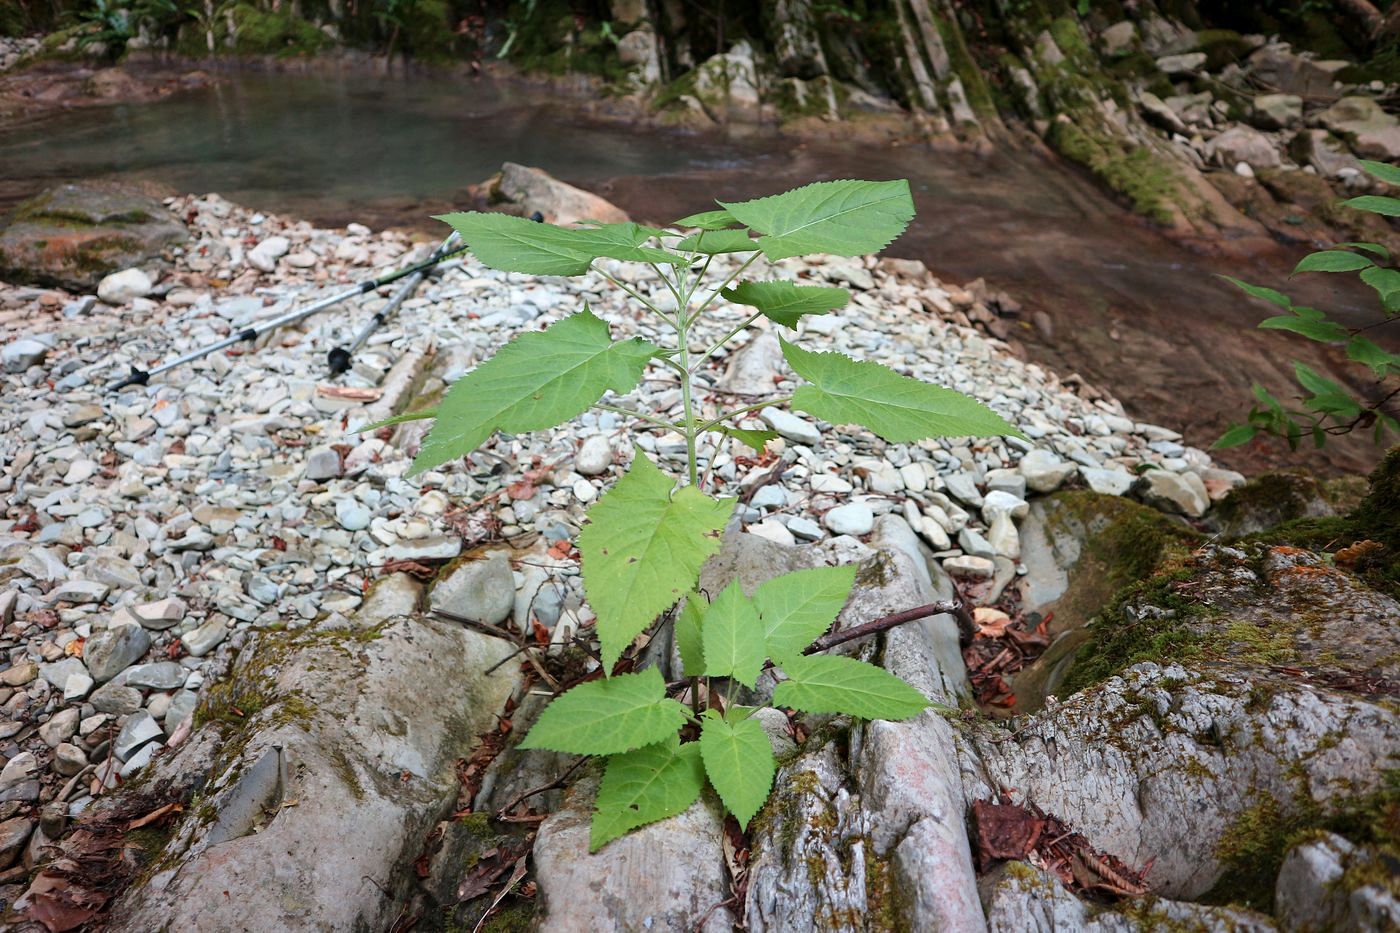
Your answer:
0;68;1389;474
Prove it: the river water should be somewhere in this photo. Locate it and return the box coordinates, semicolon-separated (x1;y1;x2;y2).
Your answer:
0;69;1388;474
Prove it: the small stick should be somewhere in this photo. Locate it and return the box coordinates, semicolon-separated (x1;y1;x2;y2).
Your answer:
494;756;589;821
804;599;967;654
431;608;518;642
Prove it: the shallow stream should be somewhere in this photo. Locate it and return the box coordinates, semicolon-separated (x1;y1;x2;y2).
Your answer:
0;68;1387;473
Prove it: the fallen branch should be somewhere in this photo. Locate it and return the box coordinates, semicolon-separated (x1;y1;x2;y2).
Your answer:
805;599;973;654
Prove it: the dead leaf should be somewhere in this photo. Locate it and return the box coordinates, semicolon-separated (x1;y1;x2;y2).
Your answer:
973;607;1015;637
125;802;182;832
971;799;1045;871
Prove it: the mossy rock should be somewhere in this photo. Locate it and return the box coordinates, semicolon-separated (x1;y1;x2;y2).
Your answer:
1190;29;1253;71
1214;469;1356;538
229;3;327;57
0;183;187;289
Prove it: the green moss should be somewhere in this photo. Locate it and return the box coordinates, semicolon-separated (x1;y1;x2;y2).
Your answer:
1221;621;1297;665
1046;119;1179;225
863;844;899;933
1209;794;1294;910
331;747;364;800
478;901;536;932
1206;770;1400;911
933;11;998;119
230;3;327;57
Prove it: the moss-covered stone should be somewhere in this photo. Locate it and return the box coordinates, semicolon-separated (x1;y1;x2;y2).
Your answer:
229;3;328;57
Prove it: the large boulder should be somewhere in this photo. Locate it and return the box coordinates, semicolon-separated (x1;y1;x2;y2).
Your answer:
0;184;187;290
474;162;629;226
96;611;520;932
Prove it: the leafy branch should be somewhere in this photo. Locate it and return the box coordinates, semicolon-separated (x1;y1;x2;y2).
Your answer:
1216;160;1400;451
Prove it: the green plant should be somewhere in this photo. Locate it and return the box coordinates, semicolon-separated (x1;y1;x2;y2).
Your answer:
1217;160;1400;451
379;179;1019;848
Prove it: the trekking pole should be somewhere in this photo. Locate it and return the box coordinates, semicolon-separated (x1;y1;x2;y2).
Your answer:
104;235;468;392
326;232;460;376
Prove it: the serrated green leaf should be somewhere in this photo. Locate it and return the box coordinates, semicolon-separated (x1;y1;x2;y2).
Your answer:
754;565;857;661
1360;266;1400;307
1258;315;1349;342
580;451;736;670
782;338;1022;441
1359;160;1400;187
714;424;778;453
1213;423;1258;449
700;582;766;688
1342;195;1400;218
773;654;929;720
721;281;850;327
359;408;439;433
674;595;706;678
699;711;775;829
1337;241;1390;260
520;667;690;755
1346;335;1400;376
412;309;657;474
674;229;757;255
719;179;916;261
436;212;685;275
673;208;740;230
590;737;705;851
1293;250;1375;274
1220;275;1291;309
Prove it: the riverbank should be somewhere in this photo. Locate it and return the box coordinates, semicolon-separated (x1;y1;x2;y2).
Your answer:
1;192;1395;930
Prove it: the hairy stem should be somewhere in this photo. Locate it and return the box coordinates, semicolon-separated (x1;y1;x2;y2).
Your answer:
692;311;763;375
596;268;671;328
687;251;760;326
695;395;794;435
592;403;681;432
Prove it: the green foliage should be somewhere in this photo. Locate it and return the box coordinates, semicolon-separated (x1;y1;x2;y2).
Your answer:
388;179;1013;846
579;451;734;671
697;583;766;689
772;654;930;720
753;565;857;661
518;667;690;756
720;281;850;328
717;179;917;261
590;737;706;851
1217;160;1400;451
408;308;657;474
229;2;327;56
435;214;681;275
784;339;1024;442
698;711;775;830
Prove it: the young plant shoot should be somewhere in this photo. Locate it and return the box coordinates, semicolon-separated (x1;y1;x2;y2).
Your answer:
380;179;1020;849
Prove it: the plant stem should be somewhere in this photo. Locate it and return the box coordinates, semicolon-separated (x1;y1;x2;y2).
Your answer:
595;268;672;328
695;395;793;435
676;276;699;486
647;261;684;311
592;403;682;432
692;311;763;374
687;251;760;327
